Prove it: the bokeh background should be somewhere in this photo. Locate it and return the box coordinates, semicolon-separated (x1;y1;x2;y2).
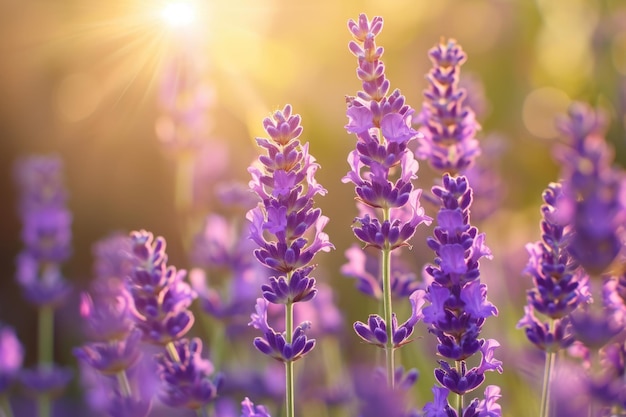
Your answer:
1;0;626;415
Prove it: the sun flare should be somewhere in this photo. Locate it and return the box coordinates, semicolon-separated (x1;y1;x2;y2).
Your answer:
160;1;196;28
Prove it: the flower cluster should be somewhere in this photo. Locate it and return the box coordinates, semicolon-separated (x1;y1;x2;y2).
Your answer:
246;104;333;359
554;102;625;276
416;38;481;175
13;154;72;308
419;176;501;414
517;182;588;352
127;230;221;412
342;13;431;392
246;104;332;416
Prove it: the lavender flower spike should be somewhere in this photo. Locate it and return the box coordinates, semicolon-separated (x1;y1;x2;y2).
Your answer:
241;397;272;417
127;230;196;345
247;105;333;417
344;12;432;389
416;38;481;174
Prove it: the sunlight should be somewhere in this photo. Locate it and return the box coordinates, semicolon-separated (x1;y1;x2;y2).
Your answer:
160;1;195;28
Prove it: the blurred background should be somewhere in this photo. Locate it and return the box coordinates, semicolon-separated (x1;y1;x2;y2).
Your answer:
1;0;626;415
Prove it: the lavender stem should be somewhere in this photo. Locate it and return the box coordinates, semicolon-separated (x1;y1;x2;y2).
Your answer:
116;370;132;398
540;349;555;417
285;298;295;417
0;396;14;417
380;214;395;388
38;304;53;417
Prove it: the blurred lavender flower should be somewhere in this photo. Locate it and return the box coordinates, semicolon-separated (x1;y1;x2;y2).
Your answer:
0;326;24;394
241;397;272;417
128;230;196;346
155;337;222;409
517;182;588;352
342;244;423;300
352;366;419;417
13;154;73;307
554;102;626;276
127;230;221;414
416;39;481;175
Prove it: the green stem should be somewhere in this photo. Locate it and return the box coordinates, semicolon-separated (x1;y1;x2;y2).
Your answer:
1;396;14;417
116;370;132;398
38;305;53;366
285;300;295;417
38;305;54;417
456;361;464;416
381;207;395;388
540;348;556;417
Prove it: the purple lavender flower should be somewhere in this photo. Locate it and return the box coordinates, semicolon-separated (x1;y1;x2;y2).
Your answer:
517;182;588;352
156;337;222;409
246;104;333;367
344;13;431;389
342;245;422;300
13;155;73;307
249;298;315;363
241;397;272;417
353;290;425;349
20;365;73;398
0;326;24;393
554;102;626;276
419;174;500;416
127;230;196;346
415;39;481;175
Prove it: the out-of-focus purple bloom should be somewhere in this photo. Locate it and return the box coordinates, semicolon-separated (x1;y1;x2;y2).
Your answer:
92;233;134;283
73;328;143;375
127;230;196;345
241;397;272;417
554;102;626;275
517;306;574;351
79;289;135;343
423;386;455;417
156;337;222;410
15;253;72;307
518;182;590;353
352;365;418;417
354;290;425;348
0;326;24;393
13;154;73;308
249;299;315;362
475;385;502;417
416;39;481;174
13;154;67;214
341;245;422;300
293;282;343;337
20;365;73;397
107;394;152;417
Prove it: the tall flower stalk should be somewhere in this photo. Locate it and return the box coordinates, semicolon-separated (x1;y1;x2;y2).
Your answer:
417;39;502;416
13;155;73;417
516;182;586;417
343;13;431;389
247;105;334;417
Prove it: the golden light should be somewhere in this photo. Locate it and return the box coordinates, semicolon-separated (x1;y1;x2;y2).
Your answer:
160;1;195;28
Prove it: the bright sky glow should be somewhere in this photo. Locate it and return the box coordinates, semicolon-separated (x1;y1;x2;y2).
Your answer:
160;1;195;28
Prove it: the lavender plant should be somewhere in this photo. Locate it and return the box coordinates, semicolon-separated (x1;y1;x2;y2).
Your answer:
13;155;74;417
416;39;502;416
73;233;151;417
246;104;334;417
516;182;587;416
127;230;221;416
343;13;431;391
